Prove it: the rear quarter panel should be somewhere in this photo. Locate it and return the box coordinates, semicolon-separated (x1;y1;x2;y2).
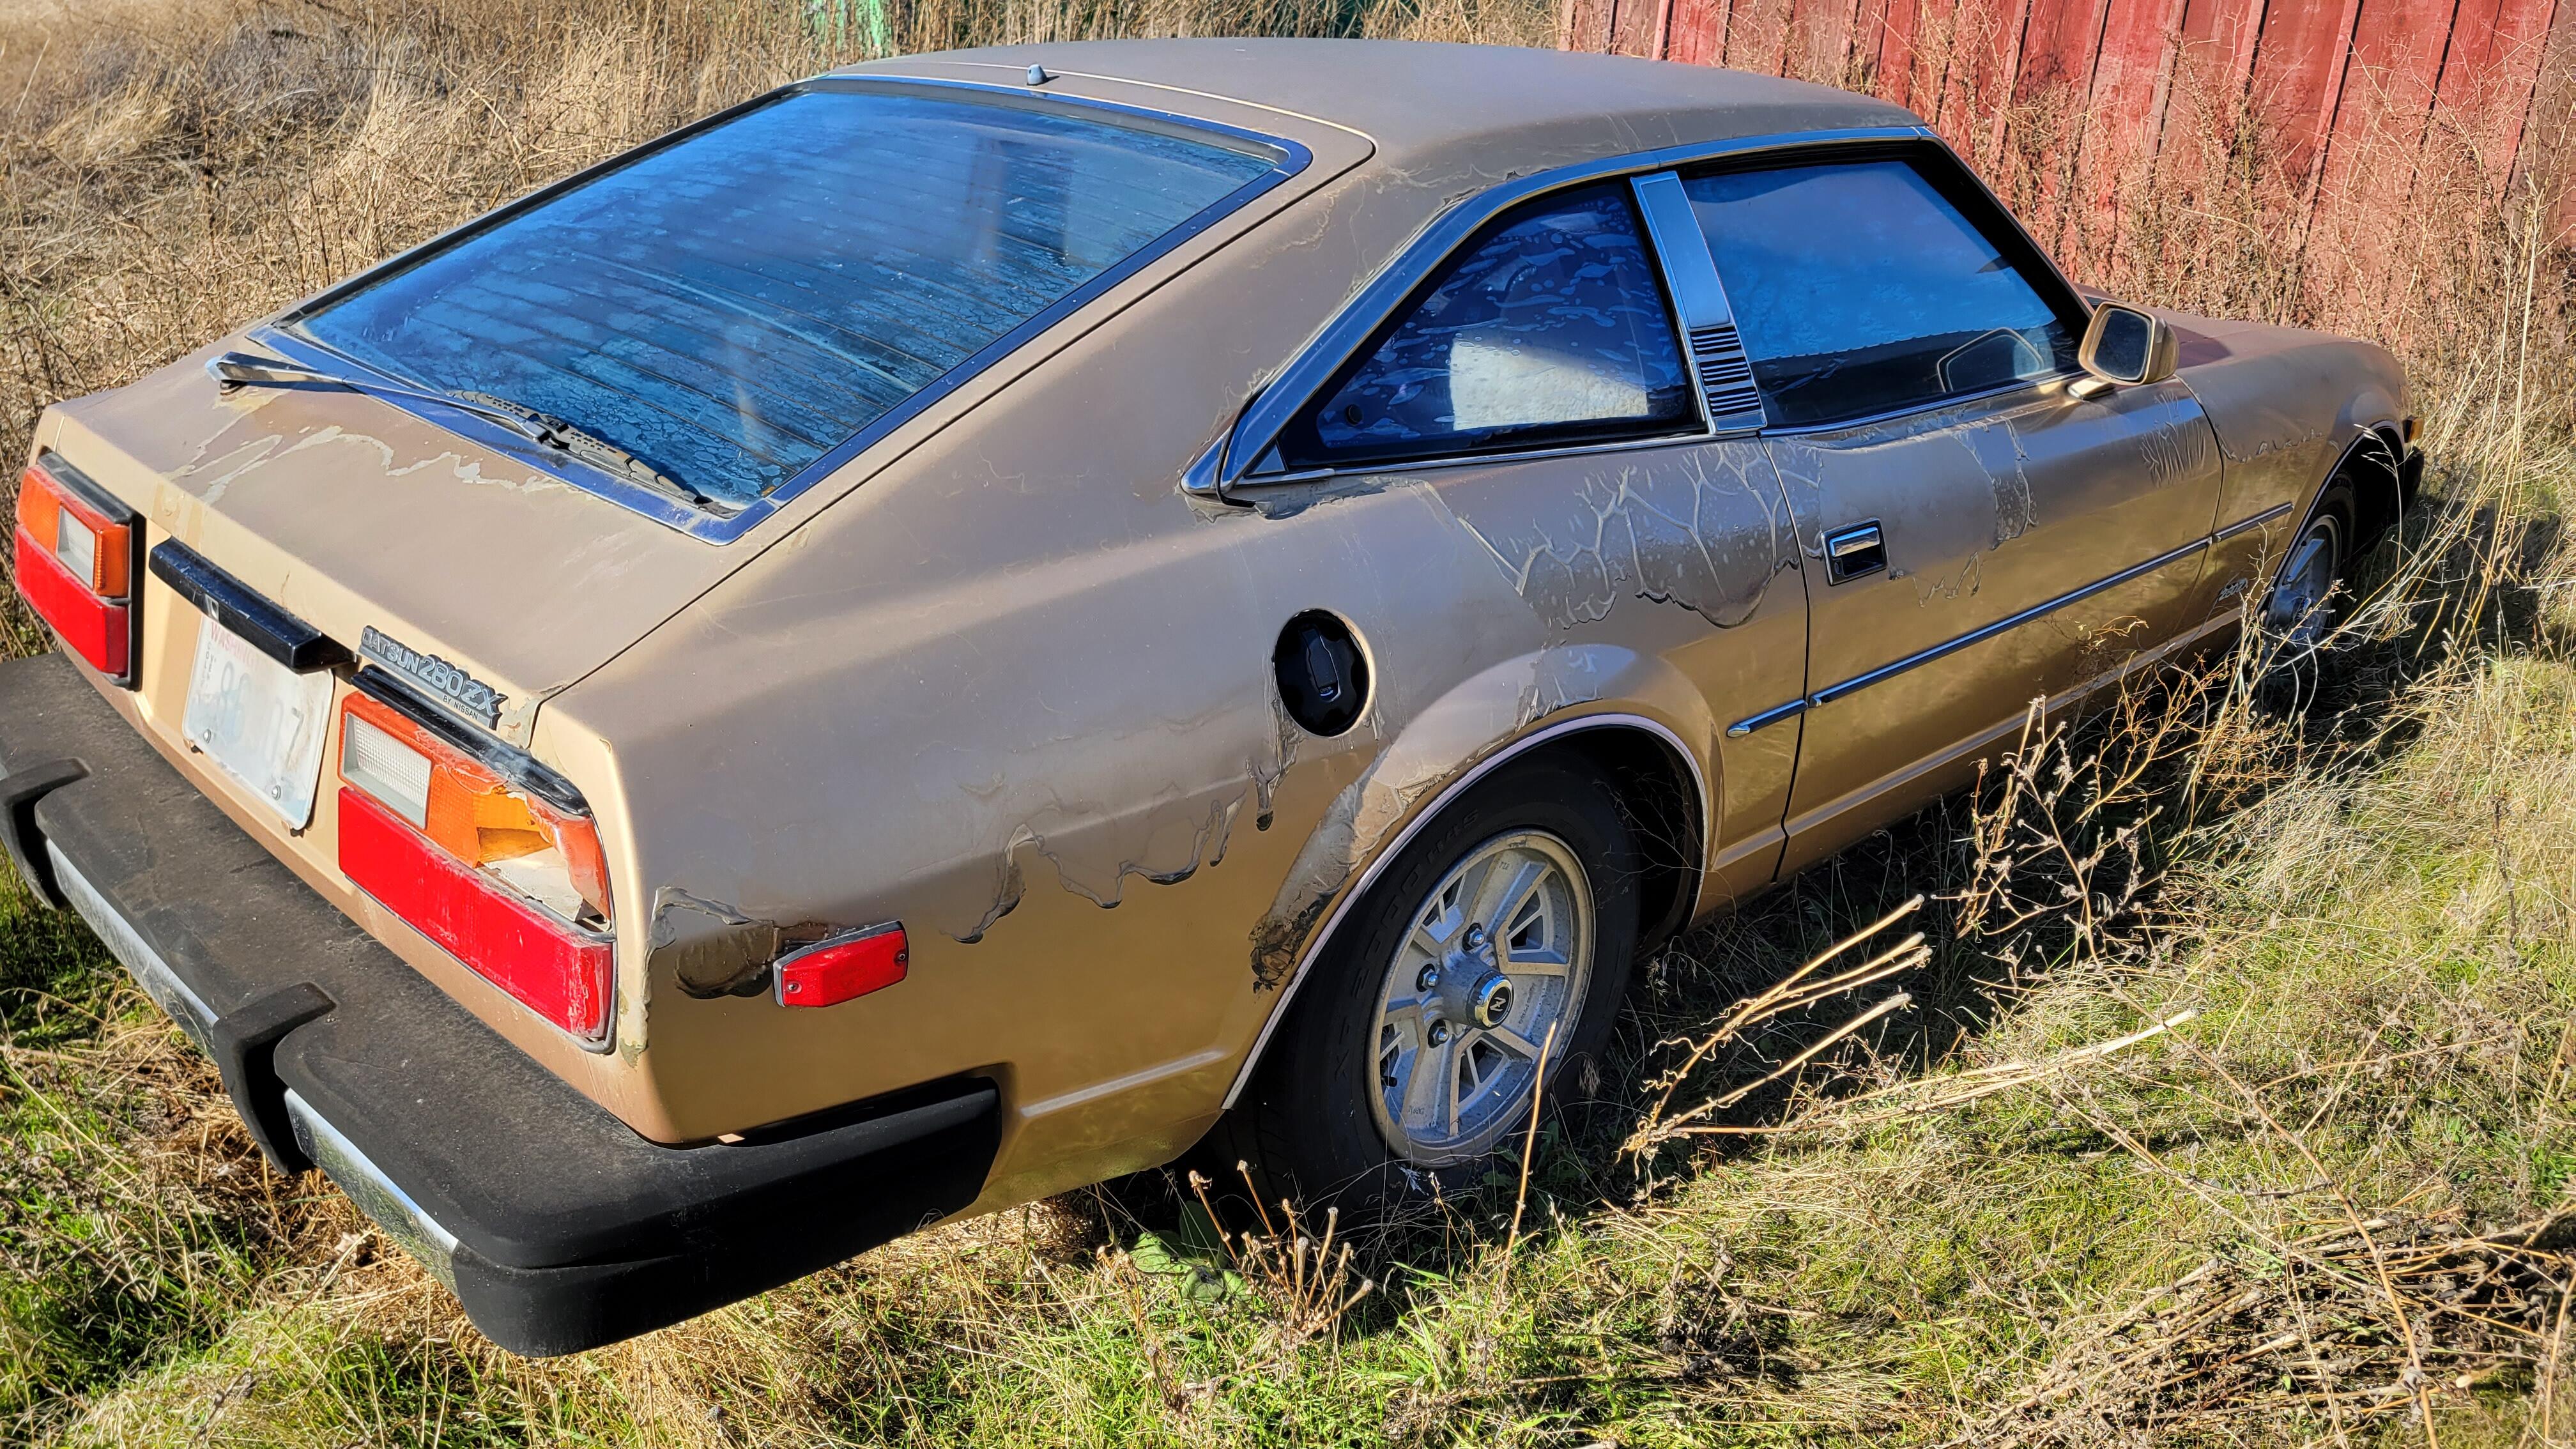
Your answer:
543;151;1772;1209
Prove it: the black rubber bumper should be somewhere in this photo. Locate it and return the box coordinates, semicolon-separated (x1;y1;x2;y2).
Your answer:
0;651;1000;1355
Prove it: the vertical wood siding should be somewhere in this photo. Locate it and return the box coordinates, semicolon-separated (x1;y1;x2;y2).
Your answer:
1562;0;2575;250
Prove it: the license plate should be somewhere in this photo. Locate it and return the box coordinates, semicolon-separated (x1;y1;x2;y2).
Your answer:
183;617;336;829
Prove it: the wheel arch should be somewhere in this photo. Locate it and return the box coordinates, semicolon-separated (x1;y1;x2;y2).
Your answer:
2338;423;2409;551
1219;710;1707;1110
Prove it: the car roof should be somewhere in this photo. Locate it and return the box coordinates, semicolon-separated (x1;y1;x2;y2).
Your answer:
839;40;1922;179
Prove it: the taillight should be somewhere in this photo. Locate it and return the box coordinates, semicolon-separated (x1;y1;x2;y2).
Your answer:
334;687;615;1043
12;454;139;683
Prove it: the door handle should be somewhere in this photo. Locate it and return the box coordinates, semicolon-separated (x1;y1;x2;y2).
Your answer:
1823;521;1886;583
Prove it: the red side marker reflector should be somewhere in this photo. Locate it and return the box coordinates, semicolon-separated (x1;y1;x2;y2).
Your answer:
13;524;130;679
774;926;908;1009
339;786;613;1042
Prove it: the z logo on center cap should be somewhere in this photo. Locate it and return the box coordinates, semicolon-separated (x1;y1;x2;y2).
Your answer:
359;626;508;729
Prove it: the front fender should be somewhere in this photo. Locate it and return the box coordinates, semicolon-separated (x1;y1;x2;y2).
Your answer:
2156;309;2406;529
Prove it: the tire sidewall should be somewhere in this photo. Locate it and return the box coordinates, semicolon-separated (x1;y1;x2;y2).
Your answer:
2259;482;2358;693
1239;756;1642;1210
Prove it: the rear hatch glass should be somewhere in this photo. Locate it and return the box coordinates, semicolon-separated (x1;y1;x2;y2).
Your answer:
280;85;1281;516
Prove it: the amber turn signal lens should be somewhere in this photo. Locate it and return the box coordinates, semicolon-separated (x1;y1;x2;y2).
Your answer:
15;463;130;599
337;690;613;926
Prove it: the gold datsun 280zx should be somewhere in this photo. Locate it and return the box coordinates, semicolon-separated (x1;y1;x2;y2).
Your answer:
1;40;2416;1353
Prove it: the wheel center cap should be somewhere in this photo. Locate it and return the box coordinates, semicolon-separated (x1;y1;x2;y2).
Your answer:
1432;938;1511;1031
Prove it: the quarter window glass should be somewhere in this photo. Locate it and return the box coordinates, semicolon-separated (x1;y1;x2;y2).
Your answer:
1282;183;1692;469
1680;159;2078;428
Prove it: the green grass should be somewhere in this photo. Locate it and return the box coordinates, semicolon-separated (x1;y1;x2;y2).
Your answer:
6;606;2572;1444
4;0;2572;1439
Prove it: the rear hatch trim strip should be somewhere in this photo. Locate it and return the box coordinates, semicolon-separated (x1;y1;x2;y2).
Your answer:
351;665;590;816
149;540;353;673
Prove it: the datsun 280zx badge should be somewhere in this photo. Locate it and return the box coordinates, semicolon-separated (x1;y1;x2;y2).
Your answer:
359;626;508;728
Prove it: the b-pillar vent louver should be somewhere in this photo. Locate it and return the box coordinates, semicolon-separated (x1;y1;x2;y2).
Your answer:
1630;171;1768;434
1687;323;1766;429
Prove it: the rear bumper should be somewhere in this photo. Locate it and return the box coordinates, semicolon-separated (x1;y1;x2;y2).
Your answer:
0;650;999;1355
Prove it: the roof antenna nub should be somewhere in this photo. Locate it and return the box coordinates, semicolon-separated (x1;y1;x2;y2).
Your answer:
1025;63;1050;86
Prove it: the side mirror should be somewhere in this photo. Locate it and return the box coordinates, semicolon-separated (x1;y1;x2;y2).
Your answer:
2073;303;2178;396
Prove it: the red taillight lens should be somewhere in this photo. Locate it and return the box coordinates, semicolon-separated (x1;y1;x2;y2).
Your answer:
339;787;612;1041
12;456;138;682
12;525;129;678
334;689;616;1043
339;690;611;923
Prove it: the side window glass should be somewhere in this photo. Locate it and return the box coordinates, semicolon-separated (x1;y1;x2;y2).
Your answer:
1680;158;2079;429
1278;183;1693;470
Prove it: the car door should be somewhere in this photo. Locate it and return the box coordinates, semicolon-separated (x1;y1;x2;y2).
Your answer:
1673;146;2224;872
1249;178;1810;902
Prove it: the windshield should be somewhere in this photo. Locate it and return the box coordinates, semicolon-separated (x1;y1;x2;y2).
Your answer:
288;88;1279;510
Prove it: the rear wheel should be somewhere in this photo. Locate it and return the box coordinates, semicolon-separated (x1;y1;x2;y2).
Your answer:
1215;756;1640;1214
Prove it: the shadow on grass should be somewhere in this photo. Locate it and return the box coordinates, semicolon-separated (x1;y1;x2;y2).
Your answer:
1089;477;2561;1344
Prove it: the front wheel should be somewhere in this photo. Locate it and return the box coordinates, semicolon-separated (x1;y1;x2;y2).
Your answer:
1215;756;1641;1215
2255;483;2355;699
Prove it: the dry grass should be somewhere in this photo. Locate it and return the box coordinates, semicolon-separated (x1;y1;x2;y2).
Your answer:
0;0;1542;647
4;0;2576;1445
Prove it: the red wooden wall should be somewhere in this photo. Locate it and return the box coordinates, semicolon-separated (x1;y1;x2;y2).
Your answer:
1561;0;2576;259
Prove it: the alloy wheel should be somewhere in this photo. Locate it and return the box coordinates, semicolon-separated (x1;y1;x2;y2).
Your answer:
1367;831;1593;1163
2264;512;2345;657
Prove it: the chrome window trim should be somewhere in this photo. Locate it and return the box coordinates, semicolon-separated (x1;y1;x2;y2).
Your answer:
1191;425;1744;493
1632;171;1768;433
1218;710;1707;1110
1752;369;2085;438
1215;126;2128;494
255;75;1314;545
1216;125;1935;494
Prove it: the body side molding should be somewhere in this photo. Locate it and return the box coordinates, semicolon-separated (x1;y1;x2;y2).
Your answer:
1729;532;2215;735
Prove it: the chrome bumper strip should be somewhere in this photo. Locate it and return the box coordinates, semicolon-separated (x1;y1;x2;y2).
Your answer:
284;1089;463;1289
52;840;461;1289
50;843;217;1052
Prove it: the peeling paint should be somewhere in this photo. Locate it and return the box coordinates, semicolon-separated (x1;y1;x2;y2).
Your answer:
1244;643;1613;991
1456;448;1795;632
952;826;1034;945
2133;392;2217;491
1964;417;2039;550
647;887;786;999
169;424;565;505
